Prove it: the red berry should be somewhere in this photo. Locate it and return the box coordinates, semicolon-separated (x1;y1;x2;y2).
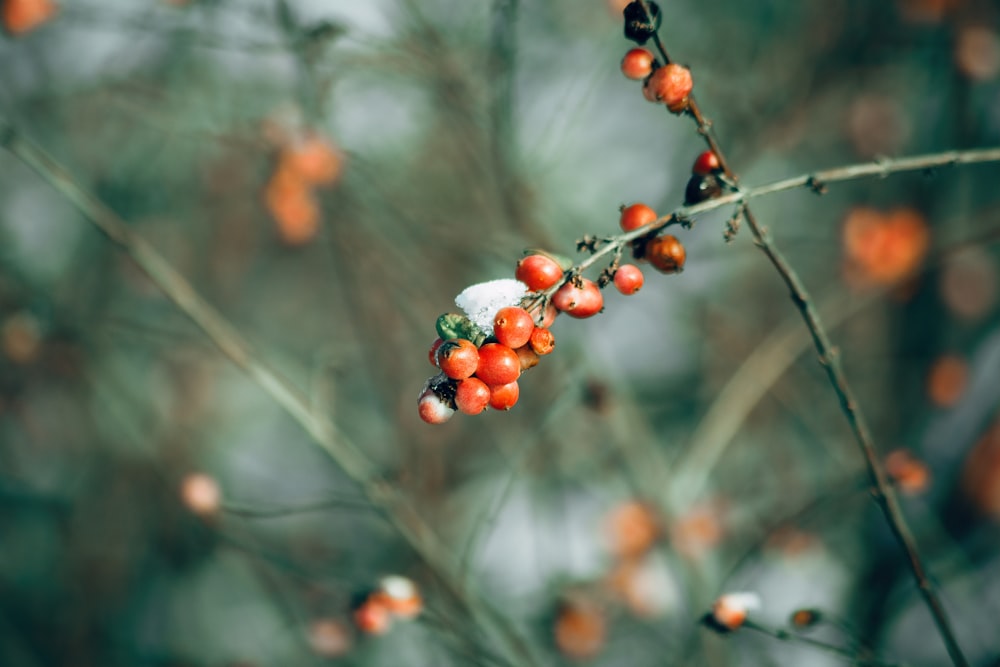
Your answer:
552;279;604;318
516;254;564;291
514;344;540;371
455;377;491;415
529;326;555;355
646;235;686;274
619;203;658;233
489;380;520;411
418;387;455;424
613;264;645;295
428;338;444;367
692;150;721;176
642;63;693;112
620;48;655;80
353;598;392;635
493;306;535;349
437;338;479;379
475;343;521;386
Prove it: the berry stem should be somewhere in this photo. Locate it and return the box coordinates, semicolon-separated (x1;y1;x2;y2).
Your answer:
631;4;971;666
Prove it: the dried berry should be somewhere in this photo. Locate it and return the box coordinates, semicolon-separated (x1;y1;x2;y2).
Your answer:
642;63;693;113
623;1;661;46
684;173;722;205
646;235;686;274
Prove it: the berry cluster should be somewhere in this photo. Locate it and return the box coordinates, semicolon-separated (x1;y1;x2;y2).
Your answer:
619;1;693;117
418;205;689;424
417;0;713;426
418;270;559;424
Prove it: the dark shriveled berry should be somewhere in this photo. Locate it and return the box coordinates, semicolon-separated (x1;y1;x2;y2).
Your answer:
623;1;661;46
684;173;722;206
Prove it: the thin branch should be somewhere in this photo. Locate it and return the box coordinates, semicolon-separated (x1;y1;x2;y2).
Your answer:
0;117;541;667
525;146;1000;308
628;3;974;664
740;619;904;667
221;496;376;518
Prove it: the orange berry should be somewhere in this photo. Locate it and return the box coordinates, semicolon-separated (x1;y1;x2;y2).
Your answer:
264;166;320;246
885;449;931;495
514;344;540;371
2;0;57;35
280;133;343;187
646;234;686;274
554;599;606;660
604;501;659;558
790;608;822;629
307;618;352;657
455;377;491;415
180;473;222;517
488;380;520;410
926;354;968;408
613;264;644;295
353;598;392;635
493;306;535;349
375;575;423;620
552;279;603;318
642;63;693;112
528;326;555;356
710;592;761;632
620;47;655;80
692;150;721;175
842;207;929;286
619;202;658;232
516;254;564;291
437;338;479;380
475;343;521;386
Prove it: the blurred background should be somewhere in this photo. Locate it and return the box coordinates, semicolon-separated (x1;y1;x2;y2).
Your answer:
2;0;1000;665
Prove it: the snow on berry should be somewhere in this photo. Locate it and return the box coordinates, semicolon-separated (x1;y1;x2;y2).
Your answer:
710;592;761;632
455;279;529;336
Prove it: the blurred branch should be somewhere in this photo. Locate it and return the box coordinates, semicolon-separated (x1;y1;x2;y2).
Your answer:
222;496;375;518
740;619;903;667
0;117;541;667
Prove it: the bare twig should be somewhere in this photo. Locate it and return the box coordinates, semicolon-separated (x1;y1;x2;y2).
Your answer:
0;117;541;667
525;146;1000;309
740;619;904;667
631;3;972;665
